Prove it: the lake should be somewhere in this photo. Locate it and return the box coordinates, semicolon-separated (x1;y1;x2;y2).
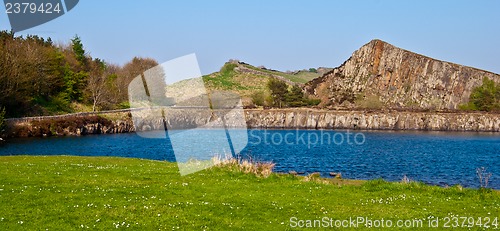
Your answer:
1;129;499;189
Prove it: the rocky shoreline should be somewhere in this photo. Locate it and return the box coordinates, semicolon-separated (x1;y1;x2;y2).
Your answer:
245;109;500;131
3;108;500;138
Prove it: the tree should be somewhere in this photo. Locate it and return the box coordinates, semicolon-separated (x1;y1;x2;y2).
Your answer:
285;85;306;107
116;57;159;104
267;79;288;108
0;31;66;116
59;41;88;102
85;59;127;111
309;68;317;73
71;35;87;67
101;64;121;107
460;77;500;112
0;31;162;116
86;59;107;111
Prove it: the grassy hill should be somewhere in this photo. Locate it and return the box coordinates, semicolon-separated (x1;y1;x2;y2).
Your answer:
235;63;331;84
202;61;330;106
0;156;498;230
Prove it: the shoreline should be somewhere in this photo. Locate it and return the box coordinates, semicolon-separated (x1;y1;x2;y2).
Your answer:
3;108;500;138
0;155;498;191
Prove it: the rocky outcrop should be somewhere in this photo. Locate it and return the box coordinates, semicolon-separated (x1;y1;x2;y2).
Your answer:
120;108;500;132
244;109;500;132
5;114;136;138
6;109;500;138
305;39;500;110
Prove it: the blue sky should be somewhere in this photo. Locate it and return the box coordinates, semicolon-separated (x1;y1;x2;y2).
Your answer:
1;0;499;74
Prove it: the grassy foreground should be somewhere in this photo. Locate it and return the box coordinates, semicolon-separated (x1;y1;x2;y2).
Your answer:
0;156;499;230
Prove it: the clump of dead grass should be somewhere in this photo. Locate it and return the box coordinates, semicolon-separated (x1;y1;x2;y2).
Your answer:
212;154;275;178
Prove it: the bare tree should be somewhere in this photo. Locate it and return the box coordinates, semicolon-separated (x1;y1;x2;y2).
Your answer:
87;60;108;112
116;57;159;103
0;32;65;116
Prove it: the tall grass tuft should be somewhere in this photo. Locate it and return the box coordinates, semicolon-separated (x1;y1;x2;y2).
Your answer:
212;154;275;178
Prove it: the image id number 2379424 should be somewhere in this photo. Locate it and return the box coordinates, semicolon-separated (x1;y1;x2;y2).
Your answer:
5;2;62;14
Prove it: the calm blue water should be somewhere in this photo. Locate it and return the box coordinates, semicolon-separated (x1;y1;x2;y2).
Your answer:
1;129;499;189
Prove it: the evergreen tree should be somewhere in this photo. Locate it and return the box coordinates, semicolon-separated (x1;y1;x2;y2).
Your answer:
71;35;87;67
267;79;288;108
286;85;306;107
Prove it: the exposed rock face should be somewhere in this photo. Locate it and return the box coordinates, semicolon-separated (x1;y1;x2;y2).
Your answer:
76;120;134;135
6;117;136;138
6;109;500;138
305;40;500;110
245;109;500;132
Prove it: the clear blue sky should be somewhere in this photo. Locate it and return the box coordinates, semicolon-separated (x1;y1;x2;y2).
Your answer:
1;0;499;75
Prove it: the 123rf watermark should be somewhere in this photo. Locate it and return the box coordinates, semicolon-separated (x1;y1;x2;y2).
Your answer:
290;216;499;229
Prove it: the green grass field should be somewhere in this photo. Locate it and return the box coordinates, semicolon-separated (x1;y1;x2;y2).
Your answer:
0;156;499;230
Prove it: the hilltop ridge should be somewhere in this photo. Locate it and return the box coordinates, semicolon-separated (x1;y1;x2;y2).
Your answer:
202;60;331;106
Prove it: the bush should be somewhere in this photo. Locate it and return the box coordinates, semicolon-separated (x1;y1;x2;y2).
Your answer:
220;63;237;75
460;78;500;112
305;98;321;106
33;93;72;115
251;91;266;106
117;101;131;109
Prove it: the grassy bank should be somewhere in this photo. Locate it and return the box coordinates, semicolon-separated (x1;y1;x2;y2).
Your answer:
0;156;498;230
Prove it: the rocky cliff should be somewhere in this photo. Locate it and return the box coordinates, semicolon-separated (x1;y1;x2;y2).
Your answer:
305;40;500;110
5;109;500;138
245;109;500;132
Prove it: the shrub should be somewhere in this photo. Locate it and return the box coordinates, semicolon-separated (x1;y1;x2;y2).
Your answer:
251;91;266;106
33;93;72;115
220;63;237;75
460;78;500;112
305;98;321;106
117;101;131;109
